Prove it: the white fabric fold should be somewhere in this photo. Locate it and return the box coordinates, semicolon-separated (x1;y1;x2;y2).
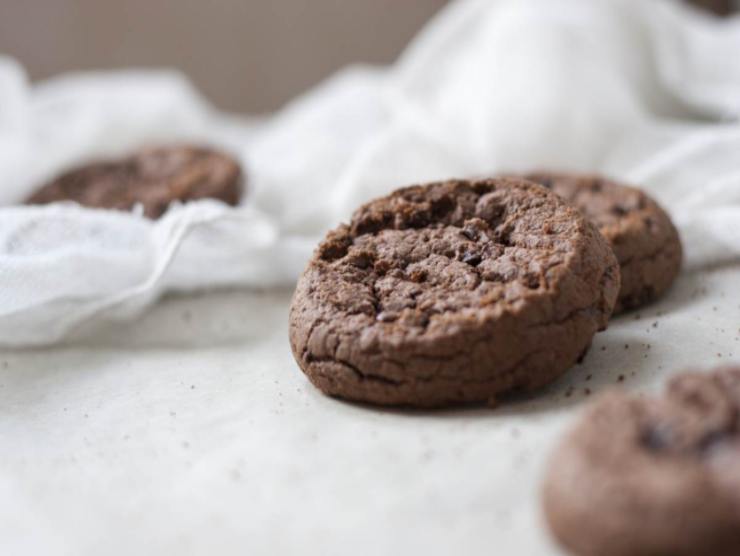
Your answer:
0;0;739;345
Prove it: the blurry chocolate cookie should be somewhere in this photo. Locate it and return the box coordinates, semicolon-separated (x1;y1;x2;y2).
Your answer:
289;178;619;407
525;173;682;313
543;367;740;556
688;0;733;16
27;145;243;218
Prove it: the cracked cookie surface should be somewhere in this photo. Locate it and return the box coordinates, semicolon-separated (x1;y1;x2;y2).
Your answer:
27;145;243;219
289;178;619;407
543;367;740;556
525;172;682;313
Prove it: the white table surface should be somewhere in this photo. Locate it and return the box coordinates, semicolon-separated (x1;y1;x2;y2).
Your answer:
2;263;739;556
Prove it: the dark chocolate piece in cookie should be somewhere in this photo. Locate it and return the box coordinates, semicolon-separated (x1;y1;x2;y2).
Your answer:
525;172;682;314
543;367;740;556
289;178;620;408
27;145;243;219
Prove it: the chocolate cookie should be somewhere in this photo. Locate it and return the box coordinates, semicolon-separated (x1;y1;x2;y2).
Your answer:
289;178;620;407
27;145;243;218
525;173;682;313
543;368;740;556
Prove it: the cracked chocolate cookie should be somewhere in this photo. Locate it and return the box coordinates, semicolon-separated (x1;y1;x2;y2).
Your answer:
525;172;682;313
289;178;620;407
543;367;740;556
26;145;243;219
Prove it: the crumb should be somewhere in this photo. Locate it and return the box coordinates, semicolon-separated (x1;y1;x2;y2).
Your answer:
190;384;196;389
565;387;574;398
618;375;625;382
585;374;592;381
584;388;592;396
600;346;606;351
652;321;658;328
624;344;629;350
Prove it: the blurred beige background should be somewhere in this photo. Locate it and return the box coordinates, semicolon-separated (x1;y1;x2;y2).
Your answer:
0;0;447;113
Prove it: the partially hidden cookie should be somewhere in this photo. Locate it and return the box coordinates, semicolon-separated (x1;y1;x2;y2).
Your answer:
525;173;682;314
26;145;243;219
289;178;620;407
543;367;740;556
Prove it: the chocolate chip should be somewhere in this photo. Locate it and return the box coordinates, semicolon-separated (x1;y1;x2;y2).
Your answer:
462;252;482;266
525;274;541;289
461;225;479;241
611;205;628;216
641;423;674;452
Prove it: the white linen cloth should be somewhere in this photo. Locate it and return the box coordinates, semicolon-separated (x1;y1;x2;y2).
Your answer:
0;0;739;346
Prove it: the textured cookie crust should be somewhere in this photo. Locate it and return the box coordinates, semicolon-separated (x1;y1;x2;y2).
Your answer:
543;368;740;556
289;178;619;407
27;145;243;219
525;173;682;313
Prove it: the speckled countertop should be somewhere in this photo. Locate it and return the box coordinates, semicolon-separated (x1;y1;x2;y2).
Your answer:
2;264;739;555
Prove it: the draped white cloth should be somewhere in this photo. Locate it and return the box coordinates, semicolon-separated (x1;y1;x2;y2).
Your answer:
0;0;739;345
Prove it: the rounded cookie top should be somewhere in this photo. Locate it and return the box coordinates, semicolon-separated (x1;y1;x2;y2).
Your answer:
525;172;682;313
289;178;619;407
543;367;740;556
26;145;243;219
